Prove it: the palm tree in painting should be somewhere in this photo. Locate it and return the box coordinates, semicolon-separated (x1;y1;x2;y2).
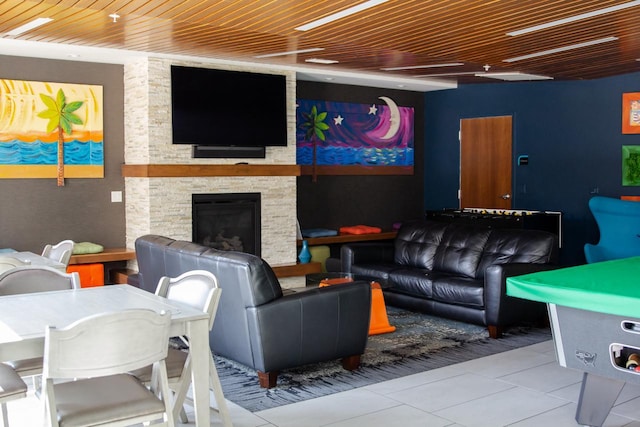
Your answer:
37;89;84;186
299;105;329;181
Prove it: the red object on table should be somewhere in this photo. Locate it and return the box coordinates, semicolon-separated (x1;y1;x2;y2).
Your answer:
339;225;382;235
66;263;104;287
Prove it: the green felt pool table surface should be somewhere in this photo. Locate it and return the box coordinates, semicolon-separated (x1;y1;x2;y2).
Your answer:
506;256;640;318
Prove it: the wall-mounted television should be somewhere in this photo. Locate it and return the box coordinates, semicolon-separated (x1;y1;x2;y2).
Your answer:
170;65;287;157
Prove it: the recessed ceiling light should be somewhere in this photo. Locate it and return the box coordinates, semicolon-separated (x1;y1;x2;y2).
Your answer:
295;0;388;31
507;1;640;36
503;36;618;62
381;63;464;71
5;17;53;36
255;48;324;58
305;58;339;64
475;72;553;81
414;71;481;78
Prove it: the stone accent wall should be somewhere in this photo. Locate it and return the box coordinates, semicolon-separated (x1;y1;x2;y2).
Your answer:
124;57;298;267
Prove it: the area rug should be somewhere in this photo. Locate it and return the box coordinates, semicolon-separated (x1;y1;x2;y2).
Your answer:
214;307;551;412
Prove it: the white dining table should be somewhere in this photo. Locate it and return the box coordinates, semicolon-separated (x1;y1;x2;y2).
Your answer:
0;284;211;427
4;251;66;271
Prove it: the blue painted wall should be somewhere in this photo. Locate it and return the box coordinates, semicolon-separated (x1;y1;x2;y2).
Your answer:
424;72;640;266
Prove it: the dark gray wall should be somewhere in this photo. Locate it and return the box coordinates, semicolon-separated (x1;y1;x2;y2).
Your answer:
0;55;125;252
296;81;425;232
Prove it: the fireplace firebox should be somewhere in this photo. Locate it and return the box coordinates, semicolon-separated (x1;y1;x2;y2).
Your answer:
192;193;261;257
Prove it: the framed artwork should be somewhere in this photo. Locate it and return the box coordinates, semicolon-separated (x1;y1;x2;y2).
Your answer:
622;92;640;134
0;79;104;186
622;145;640;186
296;98;414;176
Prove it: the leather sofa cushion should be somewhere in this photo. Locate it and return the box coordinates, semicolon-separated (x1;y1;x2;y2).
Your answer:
432;224;491;278
350;263;396;283
432;275;484;308
388;268;434;299
394;220;448;269
475;229;557;279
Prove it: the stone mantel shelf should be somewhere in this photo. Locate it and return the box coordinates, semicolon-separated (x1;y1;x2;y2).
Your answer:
121;164;301;177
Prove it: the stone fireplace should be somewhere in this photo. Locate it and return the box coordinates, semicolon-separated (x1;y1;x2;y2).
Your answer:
192;193;261;256
123;57;298;271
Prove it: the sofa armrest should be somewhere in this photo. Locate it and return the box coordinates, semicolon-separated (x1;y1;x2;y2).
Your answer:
341;242;395;272
246;281;372;373
484;263;558;326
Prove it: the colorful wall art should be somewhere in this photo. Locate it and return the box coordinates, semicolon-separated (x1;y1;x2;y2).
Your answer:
296;98;414;171
622;92;640;134
623;145;640;186
0;79;104;186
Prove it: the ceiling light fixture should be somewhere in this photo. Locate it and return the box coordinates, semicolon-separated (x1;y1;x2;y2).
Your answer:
381;63;464;71
475;72;553;81
503;36;618;62
255;48;324;58
305;58;339;64
414;71;481;78
108;13;120;23
295;0;388;31
507;1;640;36
5;17;53;36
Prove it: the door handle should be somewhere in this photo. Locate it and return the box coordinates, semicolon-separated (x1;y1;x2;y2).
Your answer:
500;194;511;200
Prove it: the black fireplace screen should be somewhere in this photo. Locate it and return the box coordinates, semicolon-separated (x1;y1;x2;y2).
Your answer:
192;193;261;257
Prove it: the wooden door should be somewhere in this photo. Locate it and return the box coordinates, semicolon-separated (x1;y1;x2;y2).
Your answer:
459;116;512;209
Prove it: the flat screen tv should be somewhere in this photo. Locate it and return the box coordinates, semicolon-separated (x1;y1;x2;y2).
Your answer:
170;65;287;149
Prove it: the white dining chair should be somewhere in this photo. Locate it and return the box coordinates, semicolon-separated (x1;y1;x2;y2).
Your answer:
42;309;174;427
131;270;232;426
0;266;80;392
0;363;28;427
41;240;74;267
0;257;29;275
0;266;80;295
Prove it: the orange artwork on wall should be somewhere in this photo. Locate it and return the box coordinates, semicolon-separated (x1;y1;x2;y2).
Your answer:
622;92;640;134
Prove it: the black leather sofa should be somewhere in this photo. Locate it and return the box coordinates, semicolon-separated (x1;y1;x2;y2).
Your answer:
133;235;372;388
341;220;559;338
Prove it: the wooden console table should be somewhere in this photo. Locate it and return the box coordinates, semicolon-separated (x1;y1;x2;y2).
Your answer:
69;248;136;265
70;248;319;281
297;231;397;246
271;262;321;278
69;248;137;285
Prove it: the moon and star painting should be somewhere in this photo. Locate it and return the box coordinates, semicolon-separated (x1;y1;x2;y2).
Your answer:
296;97;414;171
0;78;104;182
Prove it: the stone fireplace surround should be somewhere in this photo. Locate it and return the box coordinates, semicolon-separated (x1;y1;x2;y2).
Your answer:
123;57;299;281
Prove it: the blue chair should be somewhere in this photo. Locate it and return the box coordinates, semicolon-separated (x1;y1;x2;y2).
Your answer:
584;196;640;263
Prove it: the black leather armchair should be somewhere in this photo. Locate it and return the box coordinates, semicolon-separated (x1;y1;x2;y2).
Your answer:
134;235;372;388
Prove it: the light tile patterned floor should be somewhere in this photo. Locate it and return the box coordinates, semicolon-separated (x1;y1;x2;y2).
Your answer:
9;340;640;426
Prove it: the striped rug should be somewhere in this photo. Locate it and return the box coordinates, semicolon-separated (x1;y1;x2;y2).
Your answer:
214;307;551;412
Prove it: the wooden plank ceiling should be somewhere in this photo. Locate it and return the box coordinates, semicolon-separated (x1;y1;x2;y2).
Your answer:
1;0;640;84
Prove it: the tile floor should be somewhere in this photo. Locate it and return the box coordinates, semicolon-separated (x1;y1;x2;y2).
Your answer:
10;339;640;426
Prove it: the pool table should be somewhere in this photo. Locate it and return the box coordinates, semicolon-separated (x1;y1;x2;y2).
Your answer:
507;257;640;427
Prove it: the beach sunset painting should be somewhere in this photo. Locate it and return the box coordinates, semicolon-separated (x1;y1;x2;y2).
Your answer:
0;79;103;183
